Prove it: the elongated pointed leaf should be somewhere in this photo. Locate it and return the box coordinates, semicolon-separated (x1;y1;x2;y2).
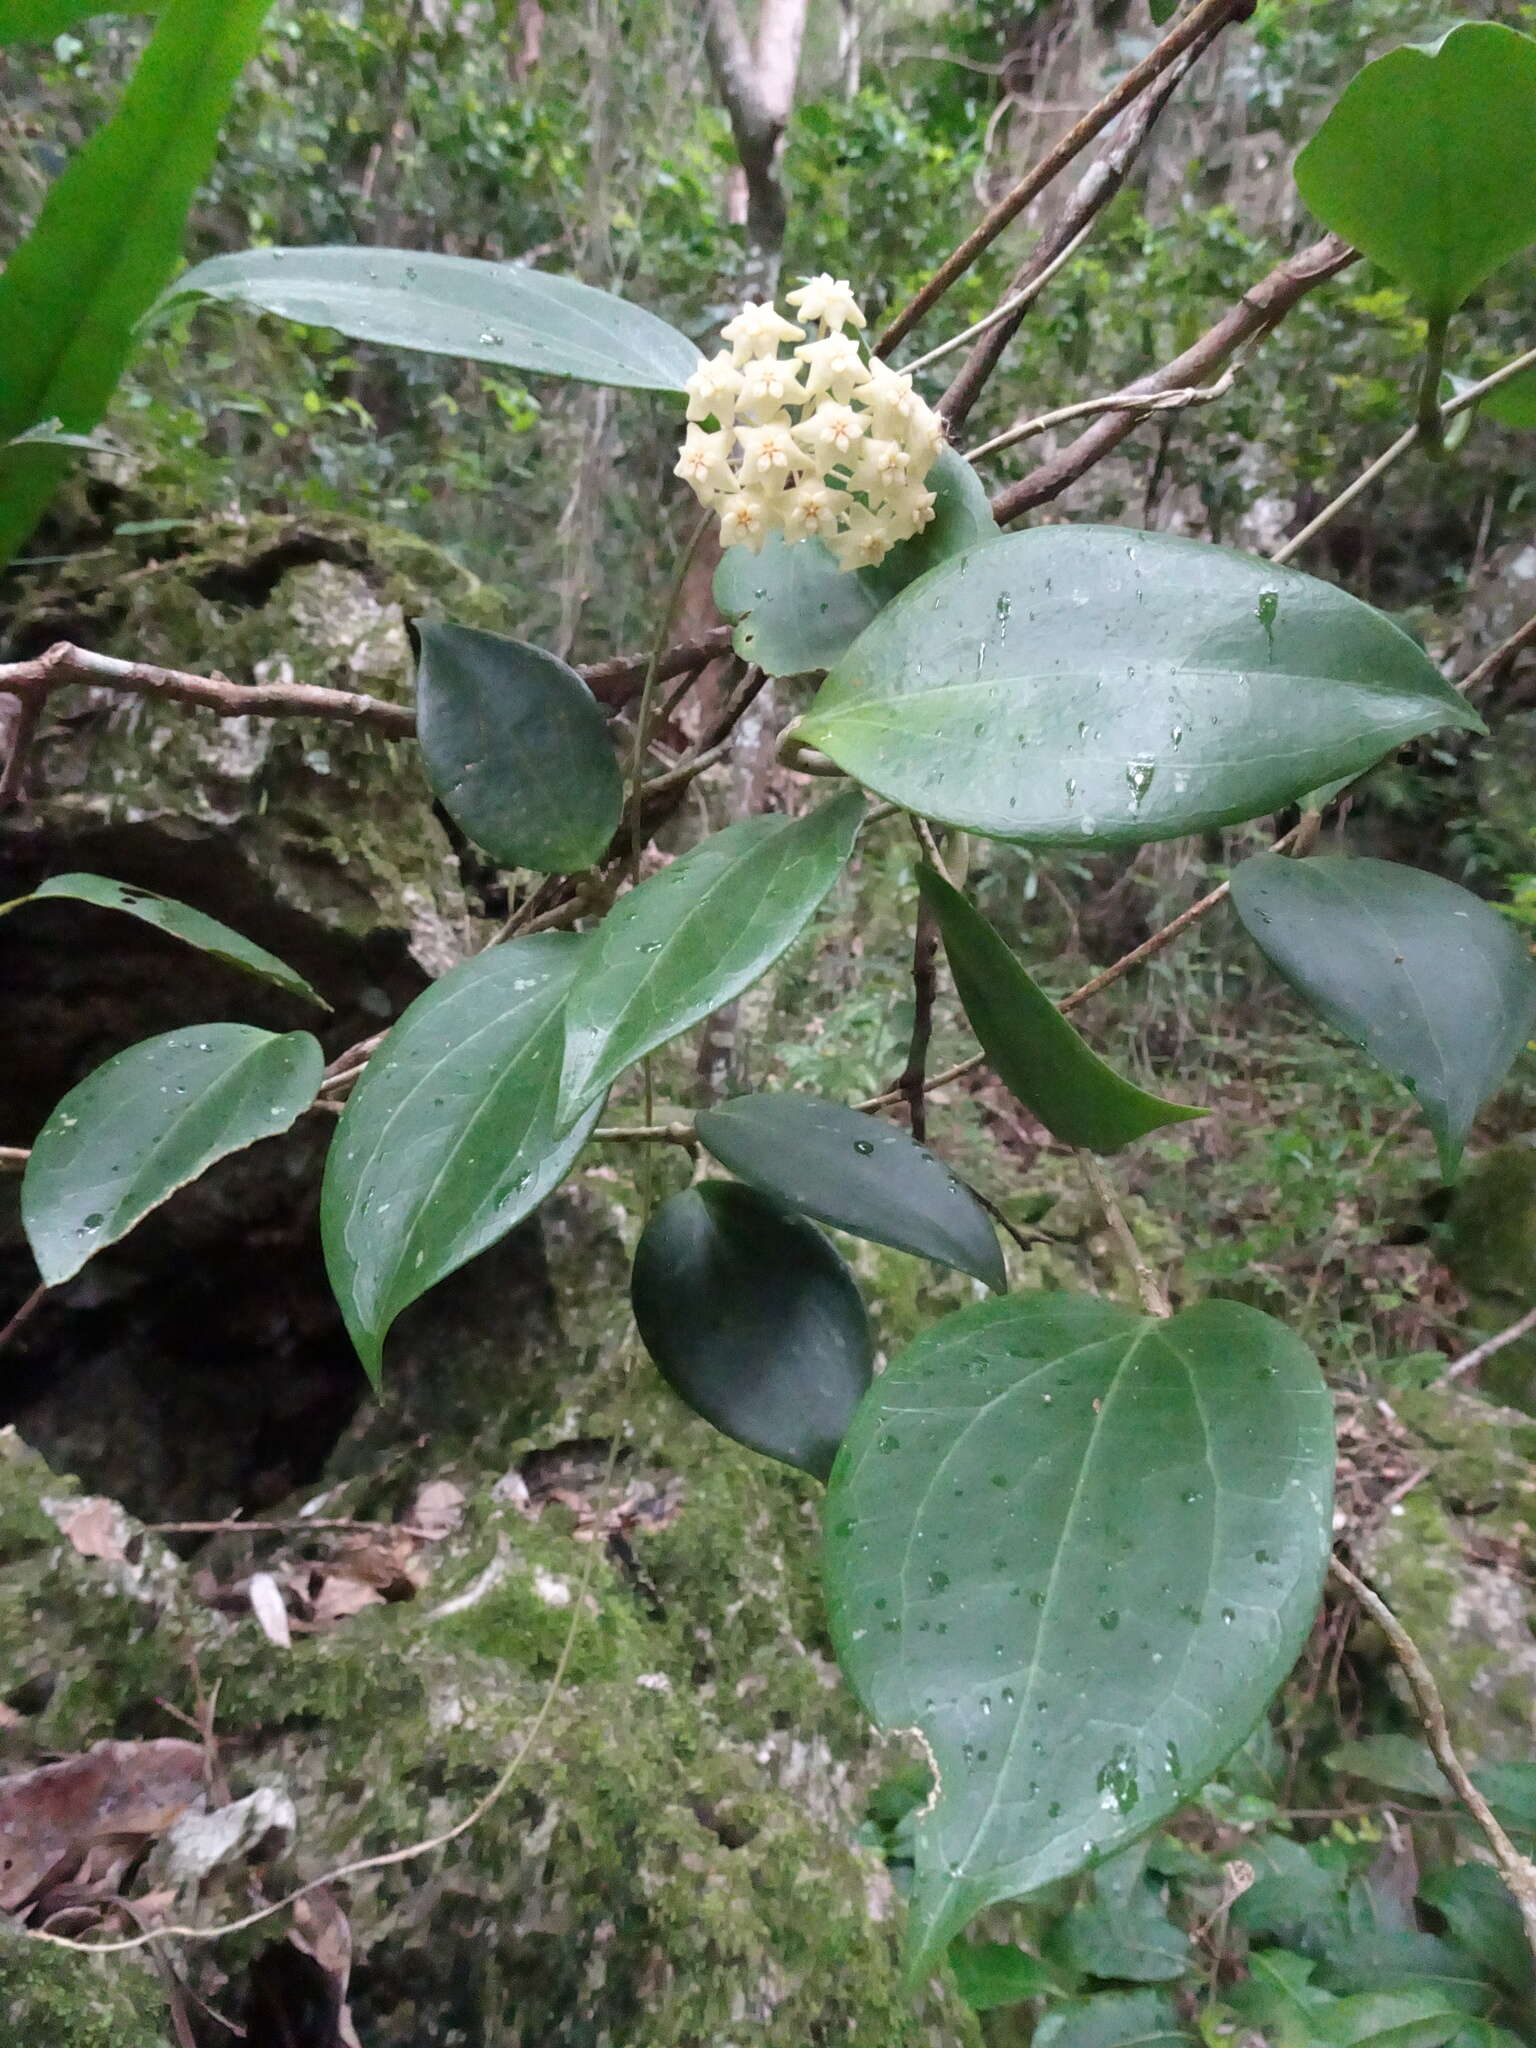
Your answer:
919;866;1199;1151
824;1293;1334;1969
4;874;325;1007
414;623;622;873
696;1091;1005;1289
0;0;275;567
715;446;995;678
631;1181;872;1478
321;934;602;1384
23;1026;322;1286
795;528;1481;848
162;246;702;395
1229;855;1536;1179
557;791;864;1121
1294;23;1536;320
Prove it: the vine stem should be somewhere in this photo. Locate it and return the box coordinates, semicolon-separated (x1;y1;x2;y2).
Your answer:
1076;1152;1170;1319
1328;1554;1536;1966
626;510;715;891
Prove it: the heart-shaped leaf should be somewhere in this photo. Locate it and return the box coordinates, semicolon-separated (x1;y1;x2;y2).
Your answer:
321;932;602;1384
3;873;325;1007
794;527;1481;848
414;622;623;873
1294;23;1536;320
823;1292;1334;1968
714;445;994;679
1228;854;1536;1179
557;791;864;1121
162;246;703;394
23;1025;323;1285
920;866;1200;1152
631;1180;872;1478
695;1091;1006;1290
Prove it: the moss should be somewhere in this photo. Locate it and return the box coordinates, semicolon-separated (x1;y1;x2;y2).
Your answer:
0;1935;168;2047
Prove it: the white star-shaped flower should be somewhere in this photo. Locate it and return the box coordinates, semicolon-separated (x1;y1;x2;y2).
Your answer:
795;332;866;404
673;426;736;502
798;401;866;462
685;350;742;426
720;300;804;363
786;274;866;331
736;421;802;483
718;492;772;552
782;481;837;539
737;354;808;422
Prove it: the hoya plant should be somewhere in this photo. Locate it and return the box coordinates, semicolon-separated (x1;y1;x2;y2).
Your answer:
4;7;1536;2030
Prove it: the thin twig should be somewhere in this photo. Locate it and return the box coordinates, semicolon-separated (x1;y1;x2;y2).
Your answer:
1078;1151;1170;1318
1459;610;1536;699
901;218;1096;377
591;1121;697;1147
144;1517;439;1540
0;690;44;807
991;235;1357;525
875;0;1254;357
938;48;1204;432
967;364;1241;463
0;1283;47;1354
1272;342;1536;567
1443;1304;1536;1383
898;895;940;1143
0;1145;28;1172
1329;1553;1536;1963
626;512;716;890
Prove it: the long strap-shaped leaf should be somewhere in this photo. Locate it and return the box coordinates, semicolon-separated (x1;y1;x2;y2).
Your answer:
0;0;274;565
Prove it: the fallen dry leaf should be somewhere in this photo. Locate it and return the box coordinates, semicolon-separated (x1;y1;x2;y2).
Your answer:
54;1496;128;1563
247;1572;293;1648
409;1478;465;1541
0;1738;205;1914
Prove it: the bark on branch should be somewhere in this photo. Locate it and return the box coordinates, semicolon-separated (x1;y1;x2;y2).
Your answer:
699;0;807;292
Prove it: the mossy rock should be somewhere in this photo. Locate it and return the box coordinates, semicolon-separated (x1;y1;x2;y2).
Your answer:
1443;1142;1536;1409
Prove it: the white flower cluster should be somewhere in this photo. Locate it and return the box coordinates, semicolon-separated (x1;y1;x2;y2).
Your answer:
674;275;944;571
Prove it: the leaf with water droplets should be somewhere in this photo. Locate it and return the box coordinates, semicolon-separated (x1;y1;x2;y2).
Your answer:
795;527;1479;848
557;792;864;1121
695;1091;1006;1289
714;446;994;679
1229;854;1536;1180
415;622;623;873
3;872;326;1007
321;934;603;1385
823;1292;1334;1971
631;1181;872;1478
920;865;1201;1152
160;246;702;393
23;1026;323;1286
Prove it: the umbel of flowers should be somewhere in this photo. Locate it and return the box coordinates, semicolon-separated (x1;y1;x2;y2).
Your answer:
674;275;944;572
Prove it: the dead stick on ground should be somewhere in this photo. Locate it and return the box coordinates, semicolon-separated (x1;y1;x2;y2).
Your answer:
1329;1554;1536;1964
1443;1304;1536;1383
875;0;1255;357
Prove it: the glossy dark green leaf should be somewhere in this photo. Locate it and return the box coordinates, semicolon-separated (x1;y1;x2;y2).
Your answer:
1050;1861;1191;1984
557;792;864;1121
1326;1735;1447;1800
162;246;701;394
947;1940;1054;2011
630;1181;872;1479
824;1293;1333;1969
0;0;274;567
1318;1932;1488;2013
414;622;622;873
1294;23;1536;320
794;527;1481;848
1034;1989;1190;2047
23;1025;322;1286
695;1091;1005;1290
3;873;325;1007
321;934;602;1385
1229;855;1536;1179
713;445;994;679
1470;1762;1536;1834
920;866;1200;1152
1420;1866;1536;2004
1234;1951;1470;2048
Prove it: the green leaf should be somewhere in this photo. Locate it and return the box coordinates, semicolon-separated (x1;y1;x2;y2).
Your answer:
162;245;702;395
414;623;622;873
0;0;275;568
1294;23;1536;320
1470;1761;1536;1834
1325;1734;1449;1800
1321;1994;1474;2048
946;1939;1054;2010
713;445;994;679
1481;365;1536;431
1232;1951;1340;2048
1148;0;1177;21
1318;1931;1488;2013
3;873;325;1007
695;1091;1006;1290
1420;1866;1536;2004
823;1292;1334;1968
1228;855;1536;1179
630;1181;872;1479
0;0;159;40
794;527;1481;848
23;1025;322;1286
321;934;602;1385
1049;1877;1192;1984
919;865;1200;1152
1034;1988;1190;2047
557;792;864;1121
